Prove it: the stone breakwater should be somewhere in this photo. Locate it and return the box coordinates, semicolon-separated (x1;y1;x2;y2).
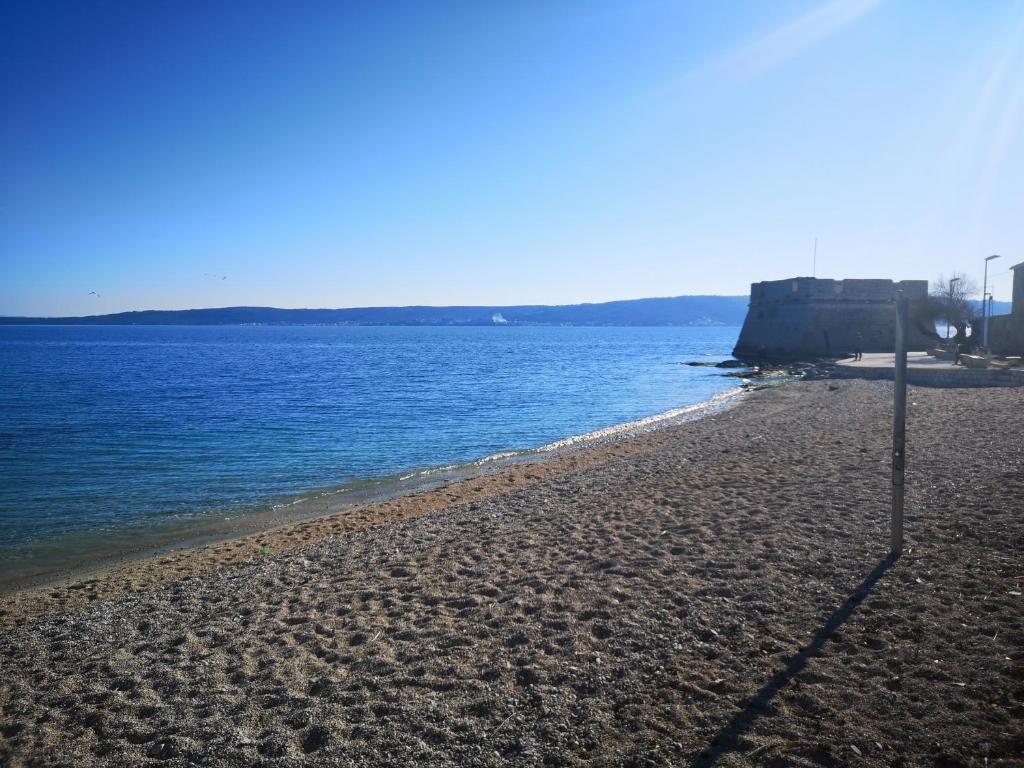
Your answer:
1;381;1020;767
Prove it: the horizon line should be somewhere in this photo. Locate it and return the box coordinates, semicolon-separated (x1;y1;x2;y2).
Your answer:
0;293;752;320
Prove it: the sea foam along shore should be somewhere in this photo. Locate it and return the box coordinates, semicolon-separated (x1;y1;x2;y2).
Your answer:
0;386;748;623
0;380;1019;766
397;385;745;481
536;386;743;451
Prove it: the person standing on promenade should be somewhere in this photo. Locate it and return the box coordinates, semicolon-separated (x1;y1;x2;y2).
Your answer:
853;332;864;361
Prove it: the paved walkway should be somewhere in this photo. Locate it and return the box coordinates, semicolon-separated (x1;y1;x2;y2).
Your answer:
837;352;959;370
833;352;1024;387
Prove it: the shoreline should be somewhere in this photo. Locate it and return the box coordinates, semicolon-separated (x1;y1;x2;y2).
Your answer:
0;386;746;622
2;379;1019;765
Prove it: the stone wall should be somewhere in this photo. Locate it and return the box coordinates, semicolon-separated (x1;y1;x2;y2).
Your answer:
989;314;1024;356
733;277;933;361
988;263;1024;356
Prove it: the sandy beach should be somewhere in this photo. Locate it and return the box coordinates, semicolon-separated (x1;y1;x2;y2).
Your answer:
1;380;1020;767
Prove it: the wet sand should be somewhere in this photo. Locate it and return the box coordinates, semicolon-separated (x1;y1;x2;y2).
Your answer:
1;380;1020;766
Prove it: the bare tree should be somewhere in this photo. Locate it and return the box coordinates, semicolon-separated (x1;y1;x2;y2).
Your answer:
929;272;978;342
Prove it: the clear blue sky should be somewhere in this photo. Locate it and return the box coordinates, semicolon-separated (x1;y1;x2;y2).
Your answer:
2;0;1022;316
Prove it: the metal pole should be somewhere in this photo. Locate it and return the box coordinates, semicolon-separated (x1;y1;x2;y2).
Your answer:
946;281;953;339
891;294;908;556
983;259;989;349
946;276;961;341
983;255;1002;349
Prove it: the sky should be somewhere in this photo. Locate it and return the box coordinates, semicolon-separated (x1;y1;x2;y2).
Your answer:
2;0;1023;316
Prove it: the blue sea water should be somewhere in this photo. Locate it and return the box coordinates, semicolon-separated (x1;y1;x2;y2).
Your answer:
0;325;740;582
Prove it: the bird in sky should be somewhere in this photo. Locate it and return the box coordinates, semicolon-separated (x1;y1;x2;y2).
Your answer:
204;273;227;280
88;291;100;297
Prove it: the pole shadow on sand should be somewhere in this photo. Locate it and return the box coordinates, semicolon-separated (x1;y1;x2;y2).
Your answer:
693;554;898;766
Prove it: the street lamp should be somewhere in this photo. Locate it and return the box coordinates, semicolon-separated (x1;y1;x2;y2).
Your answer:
982;254;1001;349
985;292;993;342
946;276;961;340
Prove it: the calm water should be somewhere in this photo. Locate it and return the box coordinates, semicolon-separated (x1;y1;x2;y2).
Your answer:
0;325;740;579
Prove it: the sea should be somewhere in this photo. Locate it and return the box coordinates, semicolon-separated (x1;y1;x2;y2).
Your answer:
0;324;741;586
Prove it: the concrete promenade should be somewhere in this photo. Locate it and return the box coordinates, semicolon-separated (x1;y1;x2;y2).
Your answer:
834;352;1024;387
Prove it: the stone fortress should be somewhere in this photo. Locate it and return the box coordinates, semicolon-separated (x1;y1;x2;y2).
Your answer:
987;261;1024;356
732;277;936;361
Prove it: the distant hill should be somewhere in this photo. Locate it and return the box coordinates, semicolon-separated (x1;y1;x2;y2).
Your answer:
970;299;1013;316
0;296;750;327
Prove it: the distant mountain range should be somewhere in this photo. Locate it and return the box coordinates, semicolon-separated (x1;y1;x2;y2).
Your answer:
970;299;1013;316
0;295;751;327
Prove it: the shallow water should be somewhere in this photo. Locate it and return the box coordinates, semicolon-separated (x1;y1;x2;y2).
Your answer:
0;324;740;578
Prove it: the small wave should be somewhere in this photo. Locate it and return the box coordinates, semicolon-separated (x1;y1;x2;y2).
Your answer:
474;450;523;464
396;450;528;482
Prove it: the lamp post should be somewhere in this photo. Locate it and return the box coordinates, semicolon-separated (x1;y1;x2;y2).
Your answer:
946;276;961;340
982;255;1001;349
984;292;992;342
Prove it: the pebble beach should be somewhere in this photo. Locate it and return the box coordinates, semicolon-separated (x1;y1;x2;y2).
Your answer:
1;380;1020;767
